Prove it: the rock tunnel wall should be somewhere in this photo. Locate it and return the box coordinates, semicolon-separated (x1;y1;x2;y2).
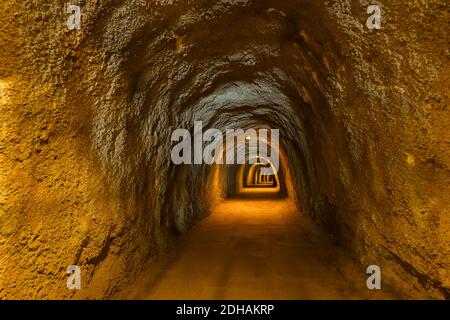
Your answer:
0;0;448;299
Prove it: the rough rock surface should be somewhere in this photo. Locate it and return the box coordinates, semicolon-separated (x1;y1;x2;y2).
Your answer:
0;0;448;299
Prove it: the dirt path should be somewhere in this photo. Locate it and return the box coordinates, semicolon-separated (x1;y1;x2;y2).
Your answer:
124;199;397;299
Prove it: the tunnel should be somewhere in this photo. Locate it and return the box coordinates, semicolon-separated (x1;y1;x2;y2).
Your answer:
0;0;448;300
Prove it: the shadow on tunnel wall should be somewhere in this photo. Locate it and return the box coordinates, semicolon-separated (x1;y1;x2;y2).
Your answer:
0;0;448;300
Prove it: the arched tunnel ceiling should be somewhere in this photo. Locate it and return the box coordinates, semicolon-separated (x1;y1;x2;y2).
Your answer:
0;0;448;299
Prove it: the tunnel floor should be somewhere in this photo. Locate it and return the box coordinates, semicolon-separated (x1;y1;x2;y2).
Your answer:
122;199;398;300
